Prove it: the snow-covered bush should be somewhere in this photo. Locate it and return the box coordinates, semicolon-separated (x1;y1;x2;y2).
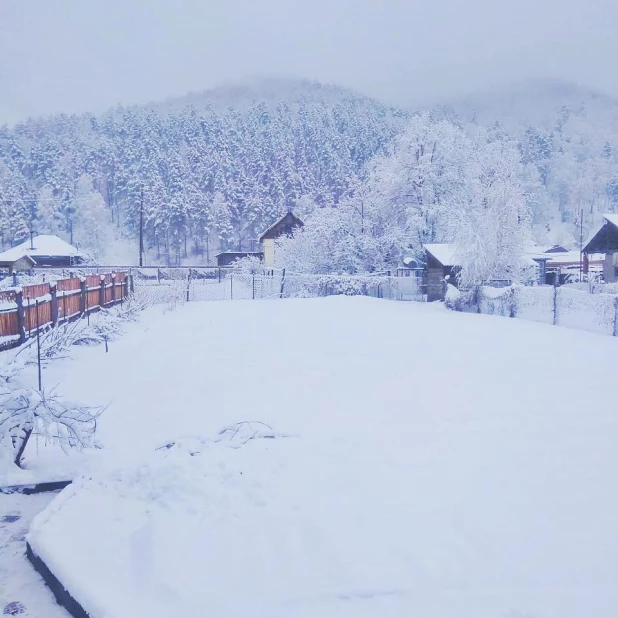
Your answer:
444;284;479;312
231;255;265;275
478;286;515;317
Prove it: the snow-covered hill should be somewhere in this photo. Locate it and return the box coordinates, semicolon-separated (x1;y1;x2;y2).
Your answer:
151;77;386;113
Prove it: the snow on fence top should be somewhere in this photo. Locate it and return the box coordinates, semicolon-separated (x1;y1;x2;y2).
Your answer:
0;272;129;351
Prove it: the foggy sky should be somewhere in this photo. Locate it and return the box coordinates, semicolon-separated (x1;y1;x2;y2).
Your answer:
1;0;617;124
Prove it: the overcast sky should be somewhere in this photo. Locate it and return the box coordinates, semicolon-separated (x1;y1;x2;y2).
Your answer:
1;0;617;124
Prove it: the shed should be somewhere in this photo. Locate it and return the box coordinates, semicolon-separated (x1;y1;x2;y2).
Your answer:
0;235;84;269
424;244;460;302
583;214;618;282
215;251;263;267
0;253;37;274
259;212;304;268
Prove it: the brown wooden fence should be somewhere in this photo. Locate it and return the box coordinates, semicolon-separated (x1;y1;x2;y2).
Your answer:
0;272;129;351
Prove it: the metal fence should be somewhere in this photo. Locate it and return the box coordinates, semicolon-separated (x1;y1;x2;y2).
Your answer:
133;271;426;306
463;284;618;337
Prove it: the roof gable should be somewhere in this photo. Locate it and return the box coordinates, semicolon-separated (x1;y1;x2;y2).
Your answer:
424;243;459;267
583;215;618;254
0;253;37;266
259;212;304;242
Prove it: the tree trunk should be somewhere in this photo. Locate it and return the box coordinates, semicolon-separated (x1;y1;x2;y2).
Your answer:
14;426;33;469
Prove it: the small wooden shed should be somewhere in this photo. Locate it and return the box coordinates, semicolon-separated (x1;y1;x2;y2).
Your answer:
0;253;37;274
215;251;263;267
424;244;460;302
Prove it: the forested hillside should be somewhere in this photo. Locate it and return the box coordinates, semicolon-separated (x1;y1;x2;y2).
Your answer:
434;78;618;244
0;80;405;263
2;77;618;267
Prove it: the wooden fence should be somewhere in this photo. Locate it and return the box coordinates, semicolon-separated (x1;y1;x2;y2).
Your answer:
0;272;128;351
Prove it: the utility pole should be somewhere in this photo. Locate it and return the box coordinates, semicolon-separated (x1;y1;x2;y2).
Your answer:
139;186;144;267
579;208;584;282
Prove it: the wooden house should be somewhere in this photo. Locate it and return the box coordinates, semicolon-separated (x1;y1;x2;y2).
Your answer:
424;244;460;302
259;212;304;268
0;235;84;270
583;214;618;282
0;253;36;274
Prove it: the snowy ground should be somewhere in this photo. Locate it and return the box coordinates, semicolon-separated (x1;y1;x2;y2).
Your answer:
0;491;67;617
5;297;618;617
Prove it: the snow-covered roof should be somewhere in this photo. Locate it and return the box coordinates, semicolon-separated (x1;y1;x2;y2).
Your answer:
0;253;36;266
603;214;618;228
0;235;82;263
424;243;459;266
544;251;605;264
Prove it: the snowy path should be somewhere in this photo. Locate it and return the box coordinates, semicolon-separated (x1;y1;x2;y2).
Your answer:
18;298;618;617
0;492;67;617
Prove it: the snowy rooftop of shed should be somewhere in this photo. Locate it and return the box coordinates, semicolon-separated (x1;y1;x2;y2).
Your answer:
0;235;81;263
424;243;458;266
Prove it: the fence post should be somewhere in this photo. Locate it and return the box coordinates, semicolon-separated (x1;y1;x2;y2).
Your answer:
35;300;42;391
614;296;618;337
129;270;135;295
280;268;286;298
50;282;58;326
218;268;221;283
553;285;558;326
79;278;87;315
111;273;117;305
99;276;106;308
230;274;233;300
15;290;26;344
157;268;161;284
252;275;255;300
186;272;191;302
509;287;516;318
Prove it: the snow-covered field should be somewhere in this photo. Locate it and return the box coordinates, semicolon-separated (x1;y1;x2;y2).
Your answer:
6;297;618;617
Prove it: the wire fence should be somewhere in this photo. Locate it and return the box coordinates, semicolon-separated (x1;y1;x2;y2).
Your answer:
133;271;426;306
451;284;618;337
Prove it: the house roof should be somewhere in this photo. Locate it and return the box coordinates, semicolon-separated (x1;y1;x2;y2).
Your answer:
583;214;618;253
424;243;459;267
258;212;304;242
0;254;37;267
0;235;82;263
426;243;553;269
